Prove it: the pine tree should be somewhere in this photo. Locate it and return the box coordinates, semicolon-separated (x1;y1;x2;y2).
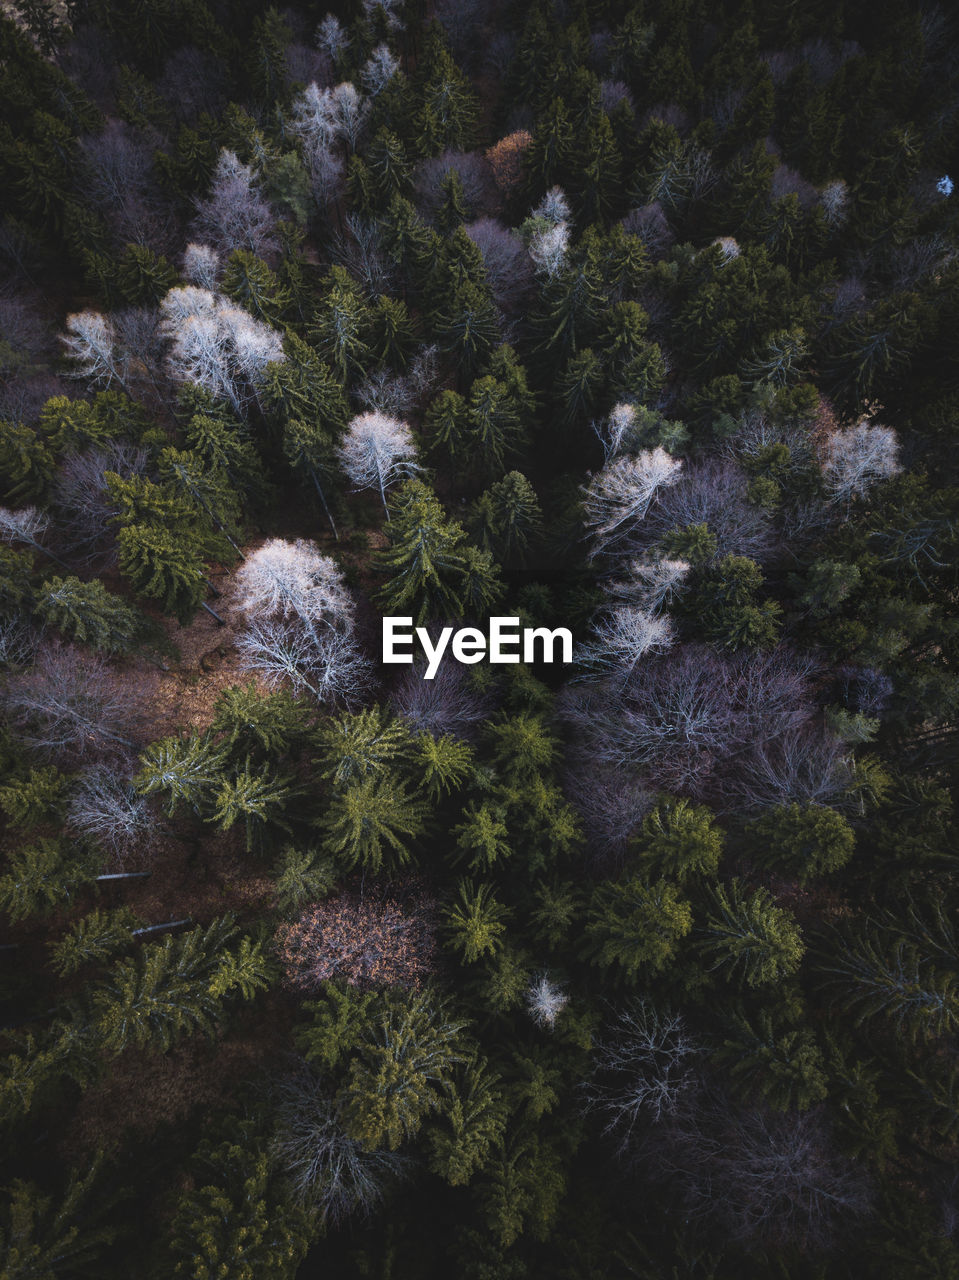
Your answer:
366;128;413;205
372;294;416;369
427;1057;507;1186
0;1161;115;1277
209;763;293;854
35;576;144;654
314;705;412;786
696;880;804;988
584;876;692;978
451;803;511;873
309;267;373;383
634;797;723;882
321;774;428;874
135;731;228;817
0;422;55;504
212;682;307;759
415;733;472;800
0;837;101;923
433;281;500;379
222;249;291;325
49;907;139;977
114;523;210;624
91;915;270;1054
748;803;855;883
817;925;959;1042
168;1129;312;1279
470;472;542;566
444;880;510;964
338;989;466;1150
715;1006;828;1111
375;479;503;624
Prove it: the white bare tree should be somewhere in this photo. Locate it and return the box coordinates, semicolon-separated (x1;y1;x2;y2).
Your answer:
533;187;570;224
233;538;354;628
594;403;640;461
67;764;155;861
160;286;284;413
60;311;128;391
338;412;419;517
316;14;349;62
611;555;690;613
232;539;369;705
362;44;399;95
528;220;569;279
236;617;370;704
579;604;674;677
182;242;220;290
0;506;70;570
821;420;902;502
582;447;683;553
525;973;568;1029
290;81;368;154
191;149;279;258
3;643;137;762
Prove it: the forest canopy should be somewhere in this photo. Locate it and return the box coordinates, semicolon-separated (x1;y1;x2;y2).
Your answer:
1;0;959;1276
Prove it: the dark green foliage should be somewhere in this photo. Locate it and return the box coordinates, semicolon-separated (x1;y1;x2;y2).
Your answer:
375;479;503;624
35;576;144;654
696;880;805;988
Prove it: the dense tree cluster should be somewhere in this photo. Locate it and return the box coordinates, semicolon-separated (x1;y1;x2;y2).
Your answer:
1;0;959;1276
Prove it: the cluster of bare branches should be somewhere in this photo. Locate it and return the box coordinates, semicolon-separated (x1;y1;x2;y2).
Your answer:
232;538;370;704
561;644;837;812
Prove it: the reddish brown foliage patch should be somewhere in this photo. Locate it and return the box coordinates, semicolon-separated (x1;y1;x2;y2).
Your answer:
486;131;532;197
275;888;436;991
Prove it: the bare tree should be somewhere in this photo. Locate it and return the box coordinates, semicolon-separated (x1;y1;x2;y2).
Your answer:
3;642;137;762
233;538;353;627
191;149;280;259
621;202;675;258
232;539;369;704
560;645;817;803
60;311;128;392
290;81;368;154
578;604;674;678
67;763;156;861
276;890;435;990
52;442;148;568
338;412;419;516
583;1000;704;1148
525;973;568;1029
821;420;902;502
236;616;370;704
160;286;285;413
0;506;69;570
718;727;854;815
563;761;655;868
609;555;690;613
315;14;349;62
528;220;569;279
361;44;399;95
389;657;494;739
273;1065;408;1222
413;151;497;221
465;219;532;313
582;447;683;554
0;617;40;669
182;242;220;290
634;457;775;564
650;1087;872;1249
